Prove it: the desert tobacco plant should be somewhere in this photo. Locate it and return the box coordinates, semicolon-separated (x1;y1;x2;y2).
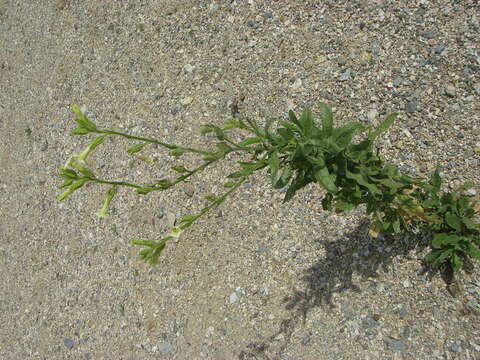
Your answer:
57;104;480;274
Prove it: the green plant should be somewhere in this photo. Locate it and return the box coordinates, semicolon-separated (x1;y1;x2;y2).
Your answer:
57;104;480;275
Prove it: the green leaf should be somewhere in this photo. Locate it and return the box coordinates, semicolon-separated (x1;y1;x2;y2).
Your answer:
60;178;74;188
278;120;298;132
136;187;155;195
322;193;333;211
283;170;310;203
335;200;356;212
467;243;480;260
75;136;105;163
288;110;302;130
269;151;280;185
299;108;314;136
429;167;442;195
214;127;225;140
427;248;453;268
368;113;397;141
215;142;232;153
71;105;97;131
70;127;90;135
274;164;292;189
96;185;118;217
451;254;462;272
462;217;478;230
60;168;78;179
155;179;172;189
345;169;381;195
223;181;236;188
127;143;146;155
445;212;462;231
179;215;196;223
227;170;249;179
238;137;263;146
205;194;217;202
171;165;188;173
318;102;333;136
69;160;95;178
277;128;295;142
315;167;338;193
200;125;215;135
432;233;462;248
332;123;365;150
57;178;87;201
170;148;186;157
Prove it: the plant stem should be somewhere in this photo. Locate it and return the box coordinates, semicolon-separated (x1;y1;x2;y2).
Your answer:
96;129;212;155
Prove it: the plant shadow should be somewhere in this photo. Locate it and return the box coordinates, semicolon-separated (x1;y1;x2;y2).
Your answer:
239;218;433;360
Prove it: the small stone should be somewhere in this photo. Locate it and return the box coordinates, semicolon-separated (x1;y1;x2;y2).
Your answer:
339;69;351;81
183;183;195;197
262;12;273;20
385;339;406;352
184;64;194;73
181;96;193;105
399;305;408;318
473;84;480;95
41;141;48;151
229;292;238;304
434;44;446;54
337;56;347;66
360;52;372;64
63;338;74;350
367;109;379;122
405;101;417;113
419;31;433;39
465;188;477;196
449;343;462;353
393;77;402;87
301;335;311;345
291;78;302;90
245;19;259;29
158;342;173;355
444;85;456;97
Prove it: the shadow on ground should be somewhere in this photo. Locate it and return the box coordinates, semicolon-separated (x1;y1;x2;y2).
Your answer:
239;218;433;360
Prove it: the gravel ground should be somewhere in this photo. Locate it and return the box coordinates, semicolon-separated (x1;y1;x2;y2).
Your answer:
1;0;479;359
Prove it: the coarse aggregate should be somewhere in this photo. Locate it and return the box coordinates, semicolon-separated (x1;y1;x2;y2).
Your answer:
0;1;479;359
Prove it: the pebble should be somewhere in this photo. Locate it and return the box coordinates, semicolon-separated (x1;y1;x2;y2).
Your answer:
385;339;407;352
301;335;311;345
434;44;446;54
184;64;194;73
419;31;433;39
465;188;477;196
339;69;351;81
158;342;173;355
393;77;402;87
181;96;193;106
229;292;238;304
245;19;259;29
405;101;417;113
367;109;379;122
182;183;195;197
444;84;456;97
291;78;303;90
473;83;480;95
337;56;347;66
63;338;74;349
449;343;462;353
